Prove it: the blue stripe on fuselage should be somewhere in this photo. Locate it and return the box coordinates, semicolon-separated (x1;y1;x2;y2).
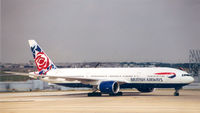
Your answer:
55;83;189;89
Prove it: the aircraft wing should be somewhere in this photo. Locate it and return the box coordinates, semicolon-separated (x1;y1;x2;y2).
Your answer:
3;71;29;76
29;73;128;84
4;71;128;84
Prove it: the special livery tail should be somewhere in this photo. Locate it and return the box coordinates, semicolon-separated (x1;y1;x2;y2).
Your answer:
28;40;56;75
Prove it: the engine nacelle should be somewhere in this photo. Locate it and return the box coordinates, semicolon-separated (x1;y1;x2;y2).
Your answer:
137;88;154;93
99;81;120;94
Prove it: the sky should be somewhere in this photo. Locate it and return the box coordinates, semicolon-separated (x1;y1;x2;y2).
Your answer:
1;0;200;63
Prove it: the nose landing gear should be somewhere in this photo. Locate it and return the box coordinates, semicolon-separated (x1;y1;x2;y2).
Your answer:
174;87;181;96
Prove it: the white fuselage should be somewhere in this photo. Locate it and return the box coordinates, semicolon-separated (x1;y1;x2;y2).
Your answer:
35;67;194;87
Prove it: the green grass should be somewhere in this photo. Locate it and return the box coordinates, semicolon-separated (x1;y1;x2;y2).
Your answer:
0;75;30;81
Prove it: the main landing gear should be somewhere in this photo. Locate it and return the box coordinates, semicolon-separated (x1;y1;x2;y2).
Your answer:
174;87;181;96
109;92;123;96
88;92;102;96
88;86;102;96
87;92;123;97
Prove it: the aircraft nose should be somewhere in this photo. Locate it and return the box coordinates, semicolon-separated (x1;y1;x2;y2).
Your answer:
188;76;194;83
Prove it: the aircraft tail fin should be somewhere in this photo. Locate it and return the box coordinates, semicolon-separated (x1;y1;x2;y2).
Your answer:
28;40;56;75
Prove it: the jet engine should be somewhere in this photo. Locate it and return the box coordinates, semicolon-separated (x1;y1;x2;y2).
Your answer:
137;88;154;93
99;81;120;94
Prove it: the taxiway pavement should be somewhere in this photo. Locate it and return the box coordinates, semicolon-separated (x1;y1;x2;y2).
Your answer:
0;89;200;113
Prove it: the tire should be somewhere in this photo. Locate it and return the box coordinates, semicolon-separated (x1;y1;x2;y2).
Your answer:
88;92;102;97
109;92;123;96
116;92;123;96
109;93;116;96
174;92;179;96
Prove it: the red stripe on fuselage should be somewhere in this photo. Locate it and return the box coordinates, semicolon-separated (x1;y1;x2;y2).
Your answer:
155;72;176;75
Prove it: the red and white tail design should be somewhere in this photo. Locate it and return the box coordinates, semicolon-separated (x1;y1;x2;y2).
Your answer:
28;40;56;75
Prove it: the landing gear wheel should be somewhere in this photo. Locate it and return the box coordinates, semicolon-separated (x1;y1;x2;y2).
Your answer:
174;87;181;96
109;92;123;96
174;92;179;96
109;93;116;96
116;92;123;96
88;92;102;97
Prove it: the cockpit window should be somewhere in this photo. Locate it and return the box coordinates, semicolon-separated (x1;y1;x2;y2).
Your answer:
182;74;191;76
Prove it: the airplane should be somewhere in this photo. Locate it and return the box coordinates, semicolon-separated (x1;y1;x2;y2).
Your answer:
27;40;194;96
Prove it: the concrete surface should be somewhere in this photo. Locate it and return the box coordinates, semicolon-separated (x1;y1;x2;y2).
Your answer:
0;89;200;113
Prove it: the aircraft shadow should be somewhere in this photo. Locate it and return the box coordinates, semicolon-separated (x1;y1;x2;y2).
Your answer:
61;92;171;97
